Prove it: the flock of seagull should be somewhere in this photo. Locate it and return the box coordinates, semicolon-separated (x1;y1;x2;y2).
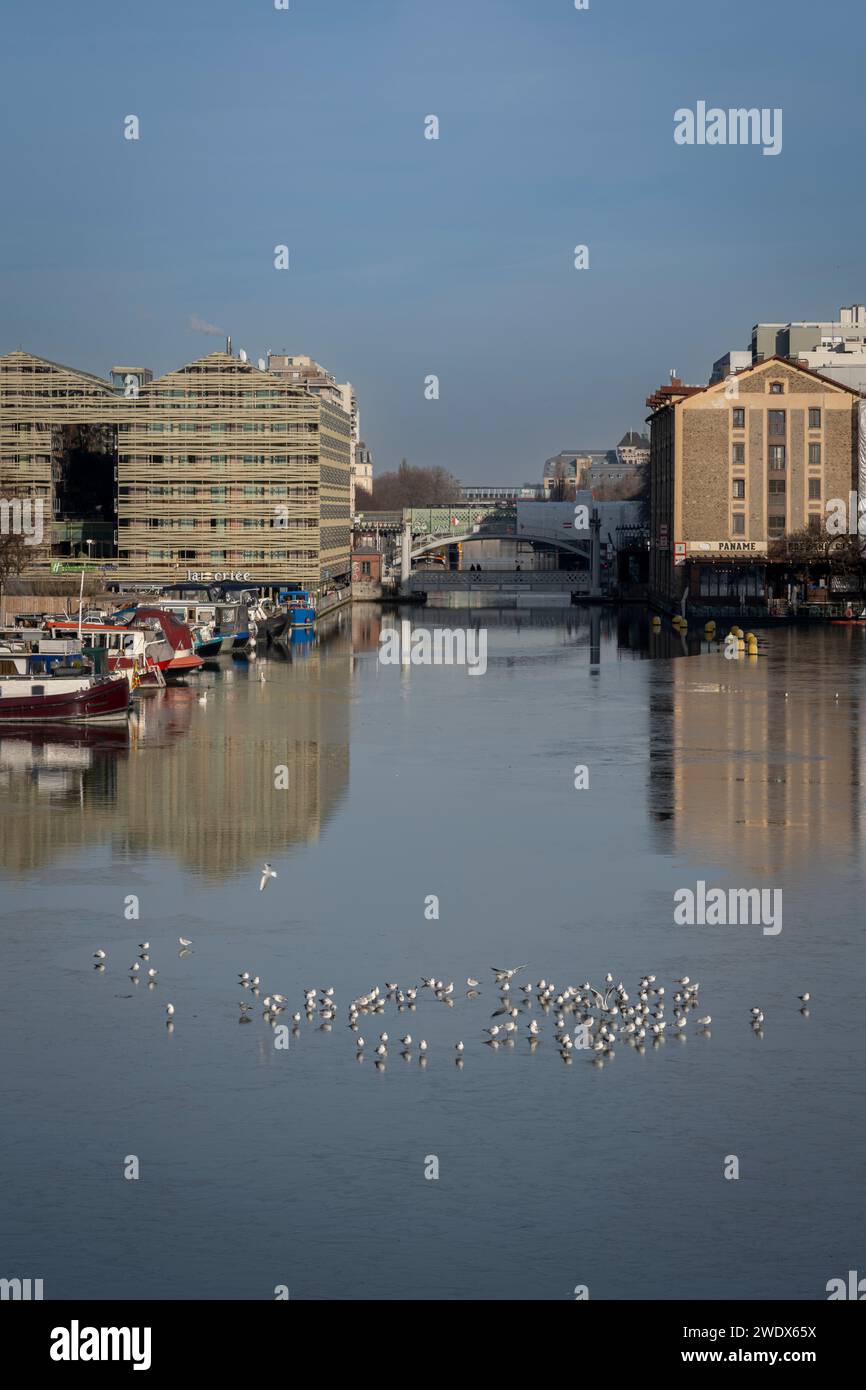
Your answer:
91;943;812;1066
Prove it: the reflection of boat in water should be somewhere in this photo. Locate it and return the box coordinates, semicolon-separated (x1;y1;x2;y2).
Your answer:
0;722;130;753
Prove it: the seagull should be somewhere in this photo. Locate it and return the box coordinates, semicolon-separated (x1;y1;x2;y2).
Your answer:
198;689;208;706
491;965;527;982
147;968;158;979
165;1003;175;1017
259;670;266;684
455;1041;464;1053
418;1040;428;1052
259;863;277;891
400;1035;412;1046
129;962;140;973
798;992;811;1004
94;949;106;960
466;977;480;988
178;937;193;947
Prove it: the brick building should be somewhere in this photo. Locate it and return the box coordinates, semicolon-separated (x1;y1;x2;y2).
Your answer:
647;357;860;610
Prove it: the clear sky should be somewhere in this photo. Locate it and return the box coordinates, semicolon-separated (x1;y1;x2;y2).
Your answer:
1;0;863;482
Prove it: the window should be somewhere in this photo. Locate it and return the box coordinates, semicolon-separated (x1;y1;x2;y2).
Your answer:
361;561;371;576
808;478;821;500
808;443;821;467
732;408;745;429
768;516;785;536
769;479;786;495
769;445;786;470
770;381;784;394
808;514;822;534
732;443;745;466
733;479;745;498
768;410;786;435
731;513;746;535
808;408;821;429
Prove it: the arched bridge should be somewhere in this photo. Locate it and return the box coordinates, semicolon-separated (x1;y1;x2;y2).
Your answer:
355;504;594;576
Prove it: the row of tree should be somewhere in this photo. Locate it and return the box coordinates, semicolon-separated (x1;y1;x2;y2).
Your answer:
355;459;461;511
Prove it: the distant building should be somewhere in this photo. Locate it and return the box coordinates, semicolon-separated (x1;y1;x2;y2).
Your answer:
751;304;866;362
710;350;751;384
352;441;374;510
543;450;611;496
615;431;650;467
646;357;859;610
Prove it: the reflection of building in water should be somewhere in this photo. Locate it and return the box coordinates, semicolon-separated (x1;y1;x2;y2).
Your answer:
648;633;863;874
114;631;351;878
0;625;352;879
0;727;129;875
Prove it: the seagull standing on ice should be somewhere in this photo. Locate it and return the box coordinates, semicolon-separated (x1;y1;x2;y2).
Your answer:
259;863;277;891
178;937;193;947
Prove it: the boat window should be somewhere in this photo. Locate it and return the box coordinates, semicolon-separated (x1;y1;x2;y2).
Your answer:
0;659;18;674
31;685;45;696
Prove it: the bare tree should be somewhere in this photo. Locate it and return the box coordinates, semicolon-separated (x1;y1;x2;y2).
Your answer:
367;460;462;509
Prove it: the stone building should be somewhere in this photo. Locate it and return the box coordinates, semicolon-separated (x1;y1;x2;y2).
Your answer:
647;357;860;609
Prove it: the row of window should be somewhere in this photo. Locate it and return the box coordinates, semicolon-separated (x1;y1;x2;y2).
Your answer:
118;455;321;467
126;422;320;433
732;407;822;430
118;485;318;499
125;518;318;530
732;478;822;500
129;549;320;562
731;443;822;468
729;513;824;537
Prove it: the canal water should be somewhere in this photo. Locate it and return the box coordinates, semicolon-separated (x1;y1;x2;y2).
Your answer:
0;602;863;1301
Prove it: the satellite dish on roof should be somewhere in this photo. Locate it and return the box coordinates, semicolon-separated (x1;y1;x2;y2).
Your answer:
258;358;266;371
239;349;248;363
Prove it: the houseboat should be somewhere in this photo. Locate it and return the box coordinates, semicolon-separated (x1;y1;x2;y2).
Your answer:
157;584;254;650
46;610;202;682
0;643;131;724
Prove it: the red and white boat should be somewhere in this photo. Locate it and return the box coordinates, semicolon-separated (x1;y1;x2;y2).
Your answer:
0;670;131;723
46;609;202;682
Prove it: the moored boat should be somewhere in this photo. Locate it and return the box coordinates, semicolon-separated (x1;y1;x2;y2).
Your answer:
0;671;131;723
47;609;202;681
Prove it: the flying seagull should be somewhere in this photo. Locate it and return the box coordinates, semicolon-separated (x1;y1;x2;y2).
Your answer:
259;863;277;891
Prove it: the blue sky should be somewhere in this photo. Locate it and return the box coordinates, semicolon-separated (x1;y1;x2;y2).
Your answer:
1;0;863;481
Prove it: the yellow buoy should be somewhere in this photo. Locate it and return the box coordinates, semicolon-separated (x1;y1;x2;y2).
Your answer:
745;632;755;643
